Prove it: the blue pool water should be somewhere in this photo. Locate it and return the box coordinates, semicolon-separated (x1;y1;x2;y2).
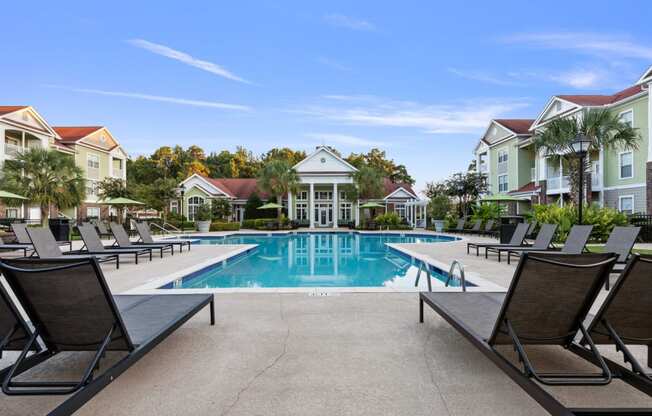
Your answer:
161;232;470;289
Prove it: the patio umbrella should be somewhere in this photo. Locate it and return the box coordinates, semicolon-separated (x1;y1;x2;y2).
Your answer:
359;202;385;209
0;190;28;200
480;195;526;202
257;202;283;210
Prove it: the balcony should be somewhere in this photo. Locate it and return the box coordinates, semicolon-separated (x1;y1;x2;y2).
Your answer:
4;141;21;157
547;176;569;192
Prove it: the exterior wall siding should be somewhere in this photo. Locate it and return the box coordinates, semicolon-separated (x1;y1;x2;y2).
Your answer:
603;186;646;213
488;137;519;194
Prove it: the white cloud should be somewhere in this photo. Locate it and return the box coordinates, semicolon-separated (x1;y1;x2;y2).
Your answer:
295;96;529;134
45;85;251;111
316;56;352;71
323;14;376;31
501;32;652;60
548;69;602;88
447;68;523;86
127;39;252;84
305;132;387;147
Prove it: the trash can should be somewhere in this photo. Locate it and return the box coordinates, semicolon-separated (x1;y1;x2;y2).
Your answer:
49;218;71;241
499;215;524;244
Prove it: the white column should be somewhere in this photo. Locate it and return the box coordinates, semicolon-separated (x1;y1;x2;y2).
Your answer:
288;191;294;220
599;147;605;207
355;200;360;227
309;183;315;228
333;183;338;228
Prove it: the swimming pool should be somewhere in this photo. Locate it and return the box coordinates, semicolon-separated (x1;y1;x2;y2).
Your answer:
160;232;471;290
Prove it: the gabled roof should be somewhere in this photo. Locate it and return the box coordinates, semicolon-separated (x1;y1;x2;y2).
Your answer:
509;182;540;195
636;65;652;85
557;84;645;106
53;126;104;142
293;146;358;173
493;119;534;135
383;178;417;199
0;106;28;117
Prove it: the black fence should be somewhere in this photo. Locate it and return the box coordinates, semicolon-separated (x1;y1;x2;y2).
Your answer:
629;214;652;242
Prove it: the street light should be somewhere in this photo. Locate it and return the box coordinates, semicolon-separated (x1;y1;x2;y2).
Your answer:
179;184;186;219
570;134;592;224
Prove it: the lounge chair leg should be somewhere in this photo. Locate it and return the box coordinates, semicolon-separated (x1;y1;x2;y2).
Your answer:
476;246;479;256
210;300;215;325
507;252;511;265
160;248;163;258
648;345;651;369
498;251;501;262
419;298;424;323
135;254;138;264
116;257;120;269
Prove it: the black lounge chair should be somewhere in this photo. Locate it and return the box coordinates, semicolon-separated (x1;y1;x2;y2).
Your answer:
466;222;529;256
0;284;50;377
486;223;558;263
135;222;192;252
459;219;482;235
26;227;120;268
110;222;174;257
445;218;465;233
76;224;152;264
583;254;652;383
506;225;593;265
418;252;652;415
476;219;496;238
0;223;72;257
0;257;214;415
91;219;113;240
525;220;538;239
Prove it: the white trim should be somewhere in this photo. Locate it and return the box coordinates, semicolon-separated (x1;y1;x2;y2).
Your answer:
618;150;634;180
179;173;233;198
292;146;358;172
602;182;646;191
617;108;634;128
383;186;417;200
618;194;634;214
636;65;652;85
497;174;508;193
530;96;581;131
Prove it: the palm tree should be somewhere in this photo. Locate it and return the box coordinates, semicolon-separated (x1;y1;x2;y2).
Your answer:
257;159;300;221
352;166;384;200
534;108;640;205
2;148;86;226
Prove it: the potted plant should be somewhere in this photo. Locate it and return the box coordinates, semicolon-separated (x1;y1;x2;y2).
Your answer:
195;203;213;232
429;195;450;232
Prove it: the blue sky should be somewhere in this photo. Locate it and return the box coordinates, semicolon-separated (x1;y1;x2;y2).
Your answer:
3;1;652;192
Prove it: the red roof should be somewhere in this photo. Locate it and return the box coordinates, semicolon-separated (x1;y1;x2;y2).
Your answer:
494;119;534;135
53;126;103;141
509;182;540;194
198;175;414;200
0;106;28;116
558;84;644;106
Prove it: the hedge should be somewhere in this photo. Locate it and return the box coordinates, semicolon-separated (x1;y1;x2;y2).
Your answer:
210;222;241;231
242;218;276;229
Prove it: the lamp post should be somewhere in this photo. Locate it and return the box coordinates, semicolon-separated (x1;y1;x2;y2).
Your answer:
179;184;186;219
570;134;592;224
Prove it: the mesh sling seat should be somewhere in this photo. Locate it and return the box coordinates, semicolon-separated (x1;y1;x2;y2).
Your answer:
76;224;152;264
417;252;652;415
466;222;530;256
110;222;174;258
91;220;113;240
0;257;214;408
25;227;120;269
135;222;192;252
459;219;482;235
582;254;652;384
476;219;496;237
12;223;74;252
506;225;594;265
444;218;465;233
525;221;539;239
486;223;558;263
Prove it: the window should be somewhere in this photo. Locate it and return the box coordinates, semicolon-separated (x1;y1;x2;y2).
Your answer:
395;204;406;219
187;196;205;221
497;149;508;164
5;208;18;218
339;191;347;201
86;207;100;219
619;151;633;179
619;109;633;128
87;154;100;179
170;200;179;214
619;196;634;215
85;180;98;197
296;202;308;221
297;191;308;201
315;191;332;200
498;175;508;192
339;202;352;222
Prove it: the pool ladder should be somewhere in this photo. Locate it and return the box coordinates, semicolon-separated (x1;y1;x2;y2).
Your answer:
414;259;467;292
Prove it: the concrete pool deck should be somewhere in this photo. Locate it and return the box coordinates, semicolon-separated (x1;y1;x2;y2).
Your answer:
1;231;651;415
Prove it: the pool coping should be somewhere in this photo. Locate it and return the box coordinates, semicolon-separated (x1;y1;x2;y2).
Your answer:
126;231;504;294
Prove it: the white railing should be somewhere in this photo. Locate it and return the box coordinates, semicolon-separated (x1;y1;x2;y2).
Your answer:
547;176;560;189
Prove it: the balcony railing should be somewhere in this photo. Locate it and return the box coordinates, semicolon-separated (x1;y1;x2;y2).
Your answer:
547;176;569;191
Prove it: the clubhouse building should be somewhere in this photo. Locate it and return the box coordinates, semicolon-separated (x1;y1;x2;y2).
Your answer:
176;146;427;228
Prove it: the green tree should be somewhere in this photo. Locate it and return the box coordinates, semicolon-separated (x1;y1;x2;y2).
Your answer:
130;178;177;220
352;166;384;200
97;178;130;199
444;172;487;217
2;148;85;226
534;108;640;205
257;159;300;220
244;193;264;219
346;148;414;184
206;150;235;178
262;148;306;166
211;198;232;221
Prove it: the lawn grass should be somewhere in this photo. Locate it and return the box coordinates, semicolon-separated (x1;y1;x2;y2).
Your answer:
587;244;652;255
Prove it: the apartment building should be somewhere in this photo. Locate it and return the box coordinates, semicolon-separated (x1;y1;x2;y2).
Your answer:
475;66;652;215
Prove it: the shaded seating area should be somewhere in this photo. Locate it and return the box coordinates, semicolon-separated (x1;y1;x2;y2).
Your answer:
419;251;652;415
0;257;214;415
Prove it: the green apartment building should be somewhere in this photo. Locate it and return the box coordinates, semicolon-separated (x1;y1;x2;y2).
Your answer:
475;66;652;215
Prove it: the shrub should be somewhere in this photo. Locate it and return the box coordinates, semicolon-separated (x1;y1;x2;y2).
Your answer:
242;219;257;229
194;203;213;222
429;195;450;220
375;212;401;227
528;203;627;242
210;222;240;231
470;202;504;223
